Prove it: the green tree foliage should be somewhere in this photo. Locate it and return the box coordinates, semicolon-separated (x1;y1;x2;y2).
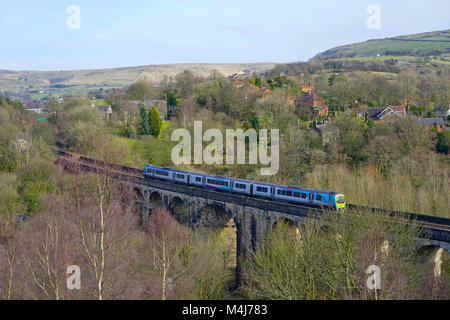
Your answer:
138;103;151;135
17;160;58;214
127;79;152;100
436;130;450;154
329;113;367;166
243;209;437;300
167;91;177;106
149;106;162;137
0;173;22;220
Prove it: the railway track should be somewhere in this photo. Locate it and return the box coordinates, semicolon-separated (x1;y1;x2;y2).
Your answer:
55;148;450;232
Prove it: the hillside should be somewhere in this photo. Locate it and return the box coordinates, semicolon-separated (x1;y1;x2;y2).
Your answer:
316;29;450;59
0;63;277;101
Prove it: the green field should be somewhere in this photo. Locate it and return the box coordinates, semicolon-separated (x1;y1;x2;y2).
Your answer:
334;55;450;65
319;29;450;59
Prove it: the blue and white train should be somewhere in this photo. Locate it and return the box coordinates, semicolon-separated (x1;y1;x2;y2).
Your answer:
143;165;346;210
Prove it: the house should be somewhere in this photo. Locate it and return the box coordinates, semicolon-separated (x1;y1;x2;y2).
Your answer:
365;99;407;121
366;106;406;121
93;104;113;123
300;85;314;95
433;105;450;118
296;89;328;117
94;105;112;114
25;102;47;114
232;70;250;81
415;118;446;132
232;79;245;89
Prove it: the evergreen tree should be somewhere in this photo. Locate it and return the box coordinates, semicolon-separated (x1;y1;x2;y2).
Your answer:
149;106;162;137
138;103;151;135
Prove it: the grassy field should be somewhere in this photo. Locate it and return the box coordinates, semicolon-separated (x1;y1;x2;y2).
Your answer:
318;29;450;59
334;55;450;65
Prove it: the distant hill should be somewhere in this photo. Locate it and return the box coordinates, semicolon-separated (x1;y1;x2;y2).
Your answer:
316;29;450;59
0;63;277;100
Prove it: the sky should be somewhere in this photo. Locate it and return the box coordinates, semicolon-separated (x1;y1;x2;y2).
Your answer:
0;0;449;70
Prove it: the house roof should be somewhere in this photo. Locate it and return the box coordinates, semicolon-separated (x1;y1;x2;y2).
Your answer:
434;106;449;112
417;118;445;125
96;105;112;112
389;106;406;113
367;106;405;120
366;108;385;119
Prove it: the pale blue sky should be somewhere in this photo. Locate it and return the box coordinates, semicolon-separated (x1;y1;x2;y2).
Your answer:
0;0;449;70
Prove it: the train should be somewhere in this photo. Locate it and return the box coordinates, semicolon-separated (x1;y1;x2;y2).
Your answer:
143;165;346;210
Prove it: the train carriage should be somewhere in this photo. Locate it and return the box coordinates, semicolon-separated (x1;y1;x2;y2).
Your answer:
142;165;345;210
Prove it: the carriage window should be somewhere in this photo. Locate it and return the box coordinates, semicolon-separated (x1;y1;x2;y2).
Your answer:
294;192;300;198
176;174;184;179
157;170;169;176
286;191;292;197
236;183;246;189
316;195;322;201
257;186;268;193
277;190;281;195
195;177;201;182
301;193;307;199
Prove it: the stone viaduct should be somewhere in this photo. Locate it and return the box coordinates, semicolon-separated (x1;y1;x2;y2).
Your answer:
75;161;450;283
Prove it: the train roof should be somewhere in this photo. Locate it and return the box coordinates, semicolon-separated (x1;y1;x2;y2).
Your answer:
252;181;340;195
144;165;191;174
143;165;342;195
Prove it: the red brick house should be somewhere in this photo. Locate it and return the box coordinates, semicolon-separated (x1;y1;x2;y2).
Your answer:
415;118;445;132
296;86;328;117
366;99;407;121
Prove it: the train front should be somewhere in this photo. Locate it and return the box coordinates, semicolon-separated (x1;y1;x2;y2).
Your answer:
335;194;346;210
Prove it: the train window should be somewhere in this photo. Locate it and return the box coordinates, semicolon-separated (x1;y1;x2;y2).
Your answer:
336;196;345;204
301;193;307;199
207;179;212;184
316;195;322;201
195;177;201;182
286;191;292;197
277;190;281;195
176;174;184;179
294;192;300;198
236;183;246;189
256;186;268;193
157;170;169;176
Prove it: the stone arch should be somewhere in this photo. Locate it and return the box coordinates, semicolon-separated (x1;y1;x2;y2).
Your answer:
149;191;164;211
272;217;301;238
169;196;188;224
193;204;238;268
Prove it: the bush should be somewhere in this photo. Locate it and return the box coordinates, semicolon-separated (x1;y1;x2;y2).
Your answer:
17;160;58;214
